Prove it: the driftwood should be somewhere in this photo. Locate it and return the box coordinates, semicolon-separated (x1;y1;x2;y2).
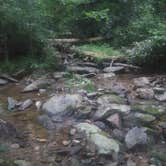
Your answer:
48;36;104;44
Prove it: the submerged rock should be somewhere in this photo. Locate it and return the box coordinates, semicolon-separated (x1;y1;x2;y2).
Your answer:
75;123;119;155
37;115;55;129
42;94;82;116
125;127;148;149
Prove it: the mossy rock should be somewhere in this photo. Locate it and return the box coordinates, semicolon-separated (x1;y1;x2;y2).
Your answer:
131;104;165;116
151;149;166;162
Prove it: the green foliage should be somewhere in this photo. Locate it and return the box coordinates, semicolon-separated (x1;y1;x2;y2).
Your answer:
77;43;122;57
65;73;96;92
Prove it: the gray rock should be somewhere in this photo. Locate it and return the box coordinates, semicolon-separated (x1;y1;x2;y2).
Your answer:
67;66;99;74
75;123;119;155
125;127;148;149
133;77;150;87
7;97;17;110
103;66;124;74
0;78;8;85
94;107;112;120
153;87;165;94
106;113;121;128
19;99;33;111
110;104;131;114
136;88;154;100
155;92;166;102
97;94;126;105
134;113;156;123
22;77;49;93
42;94;82;116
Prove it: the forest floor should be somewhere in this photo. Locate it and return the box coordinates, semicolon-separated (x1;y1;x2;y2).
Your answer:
0;48;166;166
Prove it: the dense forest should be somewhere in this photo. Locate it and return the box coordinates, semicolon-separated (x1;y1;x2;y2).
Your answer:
0;0;166;71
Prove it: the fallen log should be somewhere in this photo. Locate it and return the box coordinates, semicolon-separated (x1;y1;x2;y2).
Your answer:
48;36;104;44
113;63;141;70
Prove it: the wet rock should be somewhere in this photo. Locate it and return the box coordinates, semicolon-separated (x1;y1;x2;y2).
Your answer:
75;123;119;155
87;92;99;99
7;97;17;110
134;113;156;123
136;88;154;100
106;113;122;128
0;78;8;85
67;66;99;74
103;73;116;79
125;127;148;149
103;66;124;74
97;94;126;105
37;115;55;129
155;91;166;102
18;99;33;111
22;77;49;93
14;160;31;166
133;77;150;87
42;94;82;116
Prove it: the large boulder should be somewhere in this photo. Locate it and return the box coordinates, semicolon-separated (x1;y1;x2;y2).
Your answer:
125;127;148;149
75;123;119;155
42;94;82;116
